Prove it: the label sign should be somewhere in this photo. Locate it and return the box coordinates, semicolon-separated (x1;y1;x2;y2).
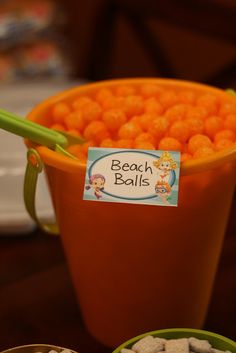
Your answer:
83;148;180;206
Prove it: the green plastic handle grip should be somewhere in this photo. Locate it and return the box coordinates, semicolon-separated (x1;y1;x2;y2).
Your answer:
24;148;59;235
0;108;68;149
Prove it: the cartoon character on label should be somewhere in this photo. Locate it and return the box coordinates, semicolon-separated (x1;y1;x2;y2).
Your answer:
153;151;177;204
155;180;172;204
153;151;177;183
85;174;106;199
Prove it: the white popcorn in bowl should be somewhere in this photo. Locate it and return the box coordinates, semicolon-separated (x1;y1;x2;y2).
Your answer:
165;338;189;353
118;335;233;353
132;335;166;353
189;337;212;353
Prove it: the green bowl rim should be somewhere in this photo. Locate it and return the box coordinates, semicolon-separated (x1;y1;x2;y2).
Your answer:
0;344;78;353
112;328;236;352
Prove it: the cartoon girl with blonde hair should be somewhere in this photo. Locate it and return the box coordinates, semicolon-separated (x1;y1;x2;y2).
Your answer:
153;151;177;204
153;151;177;184
85;174;106;199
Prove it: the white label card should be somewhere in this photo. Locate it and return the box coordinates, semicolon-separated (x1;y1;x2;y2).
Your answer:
83;148;180;207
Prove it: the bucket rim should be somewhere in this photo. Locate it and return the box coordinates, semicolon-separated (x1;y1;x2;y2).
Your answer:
26;78;236;175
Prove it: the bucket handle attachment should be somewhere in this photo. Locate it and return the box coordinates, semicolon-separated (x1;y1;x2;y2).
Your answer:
24;148;59;235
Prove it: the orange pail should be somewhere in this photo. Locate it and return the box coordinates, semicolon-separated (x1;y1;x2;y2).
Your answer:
27;79;236;347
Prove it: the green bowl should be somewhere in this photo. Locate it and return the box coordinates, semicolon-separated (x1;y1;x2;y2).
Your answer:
112;328;236;353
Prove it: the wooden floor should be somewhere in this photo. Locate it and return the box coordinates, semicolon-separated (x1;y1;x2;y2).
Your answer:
0;194;235;353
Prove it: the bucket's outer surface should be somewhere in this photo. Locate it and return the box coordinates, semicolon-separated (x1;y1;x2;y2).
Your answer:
27;79;236;347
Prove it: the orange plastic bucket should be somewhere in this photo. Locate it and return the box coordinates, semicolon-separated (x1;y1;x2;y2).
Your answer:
27;79;236;347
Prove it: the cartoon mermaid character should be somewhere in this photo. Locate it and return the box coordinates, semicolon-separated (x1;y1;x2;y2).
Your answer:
85;174;106;199
155;180;172;204
153;151;177;183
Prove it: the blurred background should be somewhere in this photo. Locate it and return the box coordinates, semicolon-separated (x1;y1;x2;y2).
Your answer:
0;2;235;351
0;0;235;231
0;0;235;86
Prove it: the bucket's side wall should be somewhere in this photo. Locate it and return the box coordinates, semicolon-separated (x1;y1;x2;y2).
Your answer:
45;160;236;347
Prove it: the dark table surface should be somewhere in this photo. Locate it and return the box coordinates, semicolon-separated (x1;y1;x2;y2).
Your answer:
0;194;235;353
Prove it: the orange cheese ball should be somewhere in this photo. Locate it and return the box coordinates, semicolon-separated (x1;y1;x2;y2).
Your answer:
134;132;156;146
181;153;192;162
130;116;140;125
178;90;196;105
100;138;116;148
188;134;212;154
122;95;144;117
67;144;83;155
102;109;127;132
196;93;219;115
165;104;188;122
144;98;164;115
224;114;236;132
134;141;155;150
83;121;110;143
52;102;71;124
118;121;142;139
80;101;102;122
67;129;82;137
148;117;169;140
116;139;134;148
214;138;234;151
158;137;182;151
72;96;93;110
214;129;235;142
137;113;155;131
101;96;125;110
64;111;85;131
185;106;208;121
193;146;215;159
185;117;204;137
50;123;65;131
82;140;96;155
158;90;178;110
219;101;236;117
95;88;113;104
168;121;190;143
74;151;87;162
67;144;87;162
140;83;162;98
182;143;190;153
204;116;224;139
116;85;136;96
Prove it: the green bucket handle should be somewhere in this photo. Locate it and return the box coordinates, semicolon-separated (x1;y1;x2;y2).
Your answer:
24;88;236;235
0;108;83;235
24;148;60;235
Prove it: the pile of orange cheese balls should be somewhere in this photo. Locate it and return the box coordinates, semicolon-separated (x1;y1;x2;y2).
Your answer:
49;83;236;163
